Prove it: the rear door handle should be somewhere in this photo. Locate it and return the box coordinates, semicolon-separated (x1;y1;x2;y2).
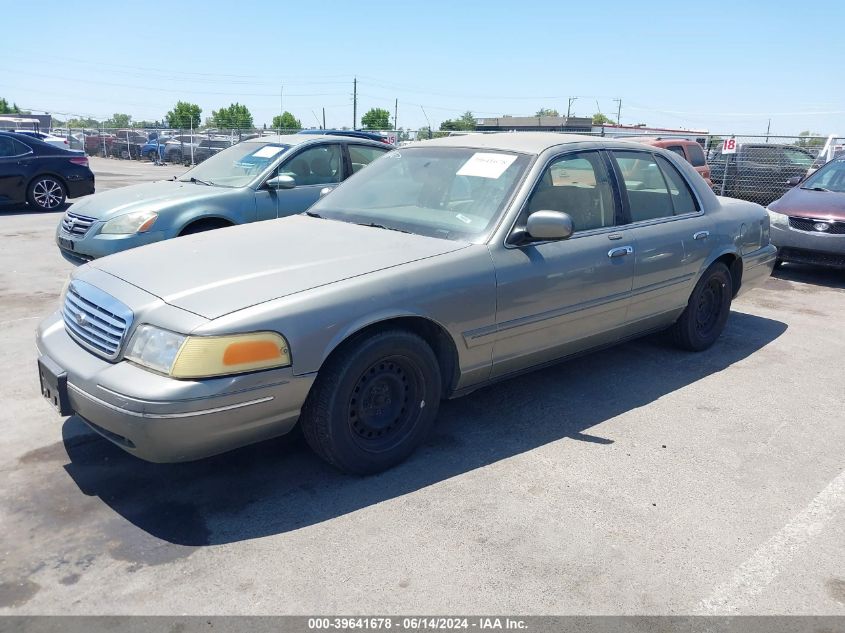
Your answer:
608;246;633;258
693;231;710;240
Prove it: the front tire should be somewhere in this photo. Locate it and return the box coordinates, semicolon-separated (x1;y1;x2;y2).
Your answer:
27;176;67;211
671;262;733;352
300;330;442;475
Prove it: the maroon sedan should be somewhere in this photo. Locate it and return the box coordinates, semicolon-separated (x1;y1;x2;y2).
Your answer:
767;158;845;269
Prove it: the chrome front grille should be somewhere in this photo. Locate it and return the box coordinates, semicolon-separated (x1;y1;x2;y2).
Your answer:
788;216;845;234
61;210;96;236
62;280;133;360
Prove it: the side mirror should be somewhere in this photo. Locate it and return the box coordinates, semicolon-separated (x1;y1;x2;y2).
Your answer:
786;175;802;187
524;210;574;241
265;174;296;190
319;186;335;198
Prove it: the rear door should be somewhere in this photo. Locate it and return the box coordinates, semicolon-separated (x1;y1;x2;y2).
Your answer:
610;150;707;323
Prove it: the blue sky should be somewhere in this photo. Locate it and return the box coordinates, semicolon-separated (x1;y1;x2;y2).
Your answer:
3;0;843;135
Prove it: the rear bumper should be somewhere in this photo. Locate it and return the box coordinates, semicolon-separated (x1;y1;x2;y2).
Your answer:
36;311;315;462
737;243;777;297
66;177;95;199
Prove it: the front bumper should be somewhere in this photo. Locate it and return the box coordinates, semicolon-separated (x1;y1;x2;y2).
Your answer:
36;311;315;462
770;221;845;268
56;222;168;264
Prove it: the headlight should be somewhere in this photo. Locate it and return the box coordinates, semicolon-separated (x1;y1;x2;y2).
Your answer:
766;208;788;227
101;210;158;234
125;325;291;378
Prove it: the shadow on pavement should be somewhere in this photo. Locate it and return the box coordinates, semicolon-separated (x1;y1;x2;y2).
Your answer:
62;310;787;546
772;263;845;290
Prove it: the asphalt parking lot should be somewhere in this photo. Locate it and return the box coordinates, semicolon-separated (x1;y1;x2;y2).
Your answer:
1;157;844;615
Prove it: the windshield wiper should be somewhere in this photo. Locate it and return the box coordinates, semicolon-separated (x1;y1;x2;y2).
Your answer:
187;176;212;186
355;222;410;234
304;211;322;218
803;186;831;192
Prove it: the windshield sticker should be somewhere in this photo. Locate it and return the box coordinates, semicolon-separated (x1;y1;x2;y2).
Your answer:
253;145;284;158
457;152;518;179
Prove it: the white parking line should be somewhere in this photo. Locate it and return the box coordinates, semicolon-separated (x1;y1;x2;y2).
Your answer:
699;468;845;613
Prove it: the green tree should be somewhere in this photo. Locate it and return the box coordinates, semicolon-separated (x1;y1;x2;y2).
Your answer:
104;113;132;128
211;103;253;129
272;111;302;130
361;107;391;130
796;130;824;148
166;101;202;129
66;117;100;129
536;108;560;117
591;112;616;125
439;111;476;132
0;98;21;114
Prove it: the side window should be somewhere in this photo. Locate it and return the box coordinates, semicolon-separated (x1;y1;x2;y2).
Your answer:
348;144;388;174
281;144;342;186
525;151;617;233
613;150;675;222
666;145;686;159
687;143;706;167
655;155;698;215
0;136;17;157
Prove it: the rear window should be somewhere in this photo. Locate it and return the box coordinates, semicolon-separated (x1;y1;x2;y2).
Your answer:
687;143;706;167
666;145;686;158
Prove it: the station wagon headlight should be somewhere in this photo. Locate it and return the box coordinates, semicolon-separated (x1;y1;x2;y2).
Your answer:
766;208;788;227
125;325;291;378
101;210;158;234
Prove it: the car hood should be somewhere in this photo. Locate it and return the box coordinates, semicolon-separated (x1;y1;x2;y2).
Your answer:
67;180;234;221
769;187;845;221
88;215;470;320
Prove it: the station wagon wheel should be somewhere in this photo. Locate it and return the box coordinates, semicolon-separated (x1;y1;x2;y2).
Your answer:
671;262;733;352
301;329;442;475
27;177;67;211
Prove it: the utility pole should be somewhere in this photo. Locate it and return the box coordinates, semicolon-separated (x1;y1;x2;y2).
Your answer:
567;97;577;118
352;77;357;130
279;83;283;135
394;98;398;133
322;107;326;130
765;118;771;142
614;98;622;126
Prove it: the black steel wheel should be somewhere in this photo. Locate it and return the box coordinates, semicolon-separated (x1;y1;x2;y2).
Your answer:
27;176;66;211
301;329;441;475
671;262;733;352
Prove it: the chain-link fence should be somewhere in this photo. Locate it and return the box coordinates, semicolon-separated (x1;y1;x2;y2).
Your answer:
46;126;844;205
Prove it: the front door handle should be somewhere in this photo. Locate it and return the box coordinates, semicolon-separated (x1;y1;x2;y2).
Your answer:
608;246;633;258
693;231;710;240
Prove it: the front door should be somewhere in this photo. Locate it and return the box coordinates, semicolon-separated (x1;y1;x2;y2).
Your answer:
490;150;635;377
255;143;343;221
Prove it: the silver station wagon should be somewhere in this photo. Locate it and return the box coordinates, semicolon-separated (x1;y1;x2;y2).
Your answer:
36;133;776;474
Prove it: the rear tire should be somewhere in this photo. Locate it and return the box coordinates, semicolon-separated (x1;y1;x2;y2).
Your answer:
300;330;442;475
27;176;67;211
671;262;733;352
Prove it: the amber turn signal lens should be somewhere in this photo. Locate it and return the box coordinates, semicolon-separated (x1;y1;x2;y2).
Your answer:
223;340;282;366
169;332;291;379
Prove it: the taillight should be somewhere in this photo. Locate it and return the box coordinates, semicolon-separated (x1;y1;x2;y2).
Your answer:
69;157;88;167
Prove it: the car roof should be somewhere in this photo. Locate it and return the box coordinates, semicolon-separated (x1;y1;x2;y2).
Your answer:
409;131;660;155
241;134;385;147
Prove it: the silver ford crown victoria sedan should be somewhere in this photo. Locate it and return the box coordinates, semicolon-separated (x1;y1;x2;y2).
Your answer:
37;133;776;474
55;134;390;264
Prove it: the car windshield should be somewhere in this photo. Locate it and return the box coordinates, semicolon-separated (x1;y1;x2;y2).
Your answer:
178;142;291;188
802;159;845;193
309;146;532;241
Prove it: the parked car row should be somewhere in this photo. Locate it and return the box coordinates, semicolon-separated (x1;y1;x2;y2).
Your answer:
35;132;780;475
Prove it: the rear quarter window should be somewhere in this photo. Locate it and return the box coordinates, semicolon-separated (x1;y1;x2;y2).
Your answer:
687;143;706;167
